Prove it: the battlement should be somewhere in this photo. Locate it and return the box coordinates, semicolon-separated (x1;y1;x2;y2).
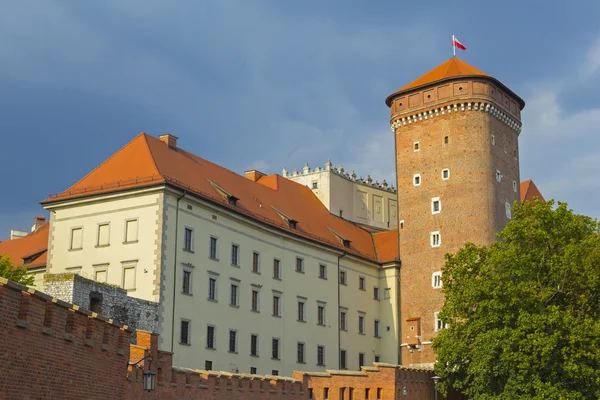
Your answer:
283;159;396;193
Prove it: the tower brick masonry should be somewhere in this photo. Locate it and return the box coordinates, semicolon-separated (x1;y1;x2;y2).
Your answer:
386;58;525;366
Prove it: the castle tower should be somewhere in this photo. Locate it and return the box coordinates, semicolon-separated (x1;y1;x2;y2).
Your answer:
385;57;525;367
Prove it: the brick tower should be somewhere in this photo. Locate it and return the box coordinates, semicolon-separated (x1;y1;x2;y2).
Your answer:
385;57;525;367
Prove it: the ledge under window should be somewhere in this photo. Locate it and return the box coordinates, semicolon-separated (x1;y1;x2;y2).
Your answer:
123;240;139;245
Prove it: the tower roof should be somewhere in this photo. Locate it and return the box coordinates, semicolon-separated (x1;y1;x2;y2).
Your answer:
385;57;524;109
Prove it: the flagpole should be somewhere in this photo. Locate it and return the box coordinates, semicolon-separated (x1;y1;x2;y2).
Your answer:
452;34;455;57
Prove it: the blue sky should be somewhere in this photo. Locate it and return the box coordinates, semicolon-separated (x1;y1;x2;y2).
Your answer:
1;0;600;239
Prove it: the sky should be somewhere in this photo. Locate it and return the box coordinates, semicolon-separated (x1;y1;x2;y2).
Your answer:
1;0;600;239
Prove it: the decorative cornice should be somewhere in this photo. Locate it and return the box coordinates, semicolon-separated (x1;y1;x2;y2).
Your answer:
390;102;521;134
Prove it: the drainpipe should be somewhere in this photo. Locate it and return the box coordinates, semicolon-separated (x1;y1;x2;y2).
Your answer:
170;190;187;353
337;251;347;369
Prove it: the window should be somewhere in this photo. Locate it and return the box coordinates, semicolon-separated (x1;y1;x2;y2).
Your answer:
273;259;281;279
296;257;304;273
319;264;327;279
252;251;260;273
312;181;318;189
374;320;381;338
432;271;442;289
317;345;325;366
491;134;496;145
359;277;366;290
229;330;237;353
506;202;512;219
358;314;365;334
97;223;110;246
413;174;421;186
339;270;347;285
496;169;502;182
205;360;213;370
432;197;441;214
309;389;314;400
340;310;347;330
182;269;192;294
208;278;217;301
384;288;391;300
324;388;330;400
209;236;218;259
206;326;215;348
431;231;441;247
272;338;280;359
365;388;370;400
251;290;259;311
298;301;306;322
444;136;449;144
122;262;136;291
250;367;257;374
359;353;365;368
317;305;326;325
340;350;347;369
513;180;517;192
184;227;193;251
377;388;382;400
70;227;83;250
125;219;138;243
95;268;107;282
230;284;239;306
442;169;450;180
250;334;258;356
374;356;380;362
273;295;281;317
414;141;419;151
297;342;305;363
272;370;279;376
434;312;448;331
180;320;190;344
231;244;239;266
373;287;380;300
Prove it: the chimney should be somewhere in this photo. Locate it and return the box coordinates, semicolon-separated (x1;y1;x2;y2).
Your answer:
159;134;178;148
32;216;46;232
245;170;266;182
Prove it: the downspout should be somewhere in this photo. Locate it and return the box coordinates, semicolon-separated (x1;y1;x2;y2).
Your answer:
337;251;347;369
170;190;187;353
393;123;403;365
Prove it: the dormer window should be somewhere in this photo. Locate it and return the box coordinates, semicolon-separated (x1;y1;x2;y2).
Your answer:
342;239;351;248
271;206;298;230
208;180;239;207
328;227;351;249
227;196;239;206
288;220;298;230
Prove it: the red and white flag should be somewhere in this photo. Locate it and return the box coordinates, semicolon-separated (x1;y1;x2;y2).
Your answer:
453;35;466;52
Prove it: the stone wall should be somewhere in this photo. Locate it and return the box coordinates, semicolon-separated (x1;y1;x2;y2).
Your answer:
43;273;159;336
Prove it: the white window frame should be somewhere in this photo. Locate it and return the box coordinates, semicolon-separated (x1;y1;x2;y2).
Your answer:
340;308;348;331
442;169;450;180
317;302;326;326
183;226;194;251
252;251;261;273
339;270;347;285
491;134;495;145
230;282;239;306
506;202;512;219
96;222;110;247
374;319;381;338
496;169;502;182
373;287;380;300
297;298;306;322
431;231;441;248
319;264;327;279
513;180;517;192
229;329;238;353
272;292;282;317
384;288;391;300
434;312;448;331
251;288;260;312
358;276;366;290
432;271;442;289
413;141;420;152
209;236;219;260
121;261;137;291
231;243;240;266
69;226;83;250
413;174;421;186
124;218;139;243
207;272;219;301
206;325;216;349
93;264;108;283
180;319;191;345
296;257;304;273
182;265;194;295
431;197;441;214
358;313;366;335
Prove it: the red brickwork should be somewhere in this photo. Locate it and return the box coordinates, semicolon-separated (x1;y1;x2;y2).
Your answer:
0;277;131;400
388;75;523;366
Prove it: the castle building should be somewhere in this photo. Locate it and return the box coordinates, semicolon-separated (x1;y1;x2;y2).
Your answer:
385;57;525;366
40;133;401;376
282;162;398;232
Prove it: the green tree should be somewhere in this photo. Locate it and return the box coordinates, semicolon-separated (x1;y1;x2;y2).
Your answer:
0;254;34;286
433;200;600;399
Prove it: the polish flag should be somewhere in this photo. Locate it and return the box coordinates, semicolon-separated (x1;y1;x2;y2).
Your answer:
453;36;466;51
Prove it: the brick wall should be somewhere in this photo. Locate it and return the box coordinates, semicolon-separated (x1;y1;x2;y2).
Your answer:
0;277;132;400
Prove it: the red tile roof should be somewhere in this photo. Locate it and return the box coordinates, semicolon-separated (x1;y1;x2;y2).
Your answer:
0;223;49;269
43;134;399;263
372;230;399;263
385;57;525;109
520;179;545;203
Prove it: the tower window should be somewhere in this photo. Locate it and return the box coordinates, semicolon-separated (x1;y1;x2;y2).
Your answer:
506;202;512;219
491;135;496;145
414;142;420;151
399;220;404;229
513;181;517;192
496;170;502;182
444;136;449;144
413;174;421;186
442;169;450;180
312;181;318;189
431;197;441;214
434;312;448;331
432;272;442;289
431;231;441;248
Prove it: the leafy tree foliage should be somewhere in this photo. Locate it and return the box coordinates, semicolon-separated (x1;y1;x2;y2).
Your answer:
0;254;34;286
433;200;600;399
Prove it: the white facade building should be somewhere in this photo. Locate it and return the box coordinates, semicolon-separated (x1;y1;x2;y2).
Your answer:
283;161;398;232
42;133;400;376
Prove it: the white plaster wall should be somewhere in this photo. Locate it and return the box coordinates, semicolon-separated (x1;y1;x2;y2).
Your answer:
45;190;162;302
